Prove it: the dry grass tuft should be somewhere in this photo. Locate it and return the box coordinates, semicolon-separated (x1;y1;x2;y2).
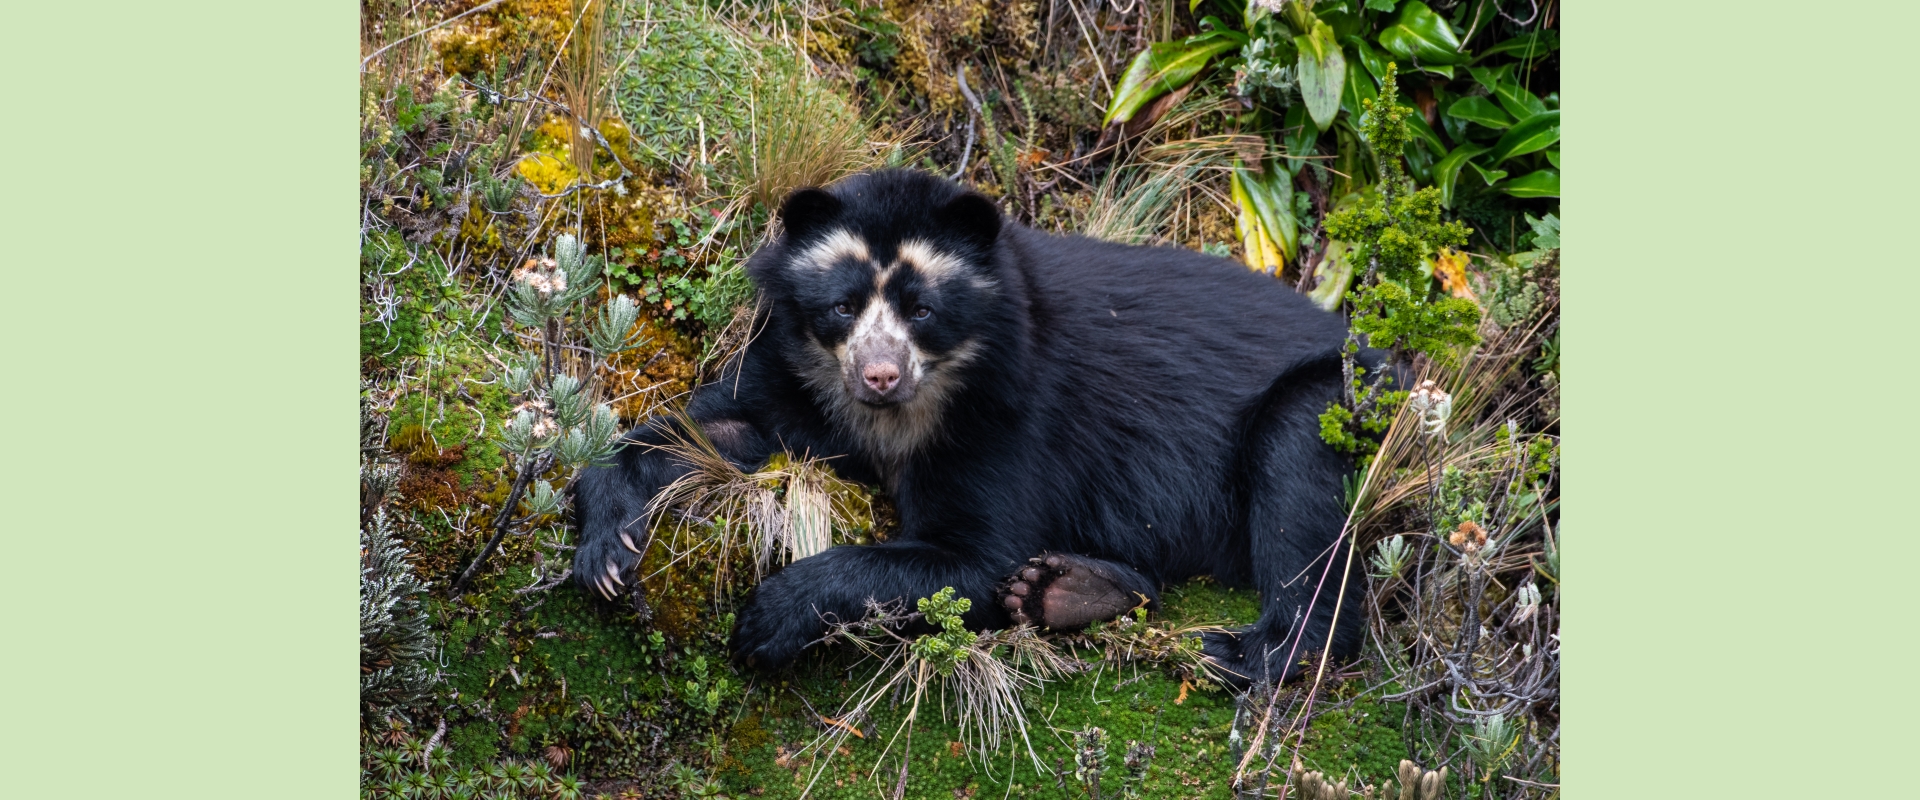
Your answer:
639;409;870;588
1082;130;1263;246
740;52;878;214
790;602;1080;796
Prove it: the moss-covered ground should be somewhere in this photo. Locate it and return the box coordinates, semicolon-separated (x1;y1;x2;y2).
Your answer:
719;579;1409;800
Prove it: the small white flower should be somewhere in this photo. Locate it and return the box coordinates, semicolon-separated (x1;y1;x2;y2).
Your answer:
1407;379;1453;438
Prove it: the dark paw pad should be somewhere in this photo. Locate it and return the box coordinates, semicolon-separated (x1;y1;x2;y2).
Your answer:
998;553;1148;630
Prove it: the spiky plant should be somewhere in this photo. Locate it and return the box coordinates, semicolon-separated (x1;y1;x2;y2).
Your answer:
453;233;632;596
360;511;439;718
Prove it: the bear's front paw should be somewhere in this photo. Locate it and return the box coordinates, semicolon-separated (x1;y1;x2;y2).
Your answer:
729;582;830;670
573;520;648;608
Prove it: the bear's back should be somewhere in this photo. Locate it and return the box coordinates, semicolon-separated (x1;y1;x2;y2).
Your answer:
992;227;1347;567
1009;226;1346;414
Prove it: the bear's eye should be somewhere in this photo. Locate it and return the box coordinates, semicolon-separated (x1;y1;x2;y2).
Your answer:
833;303;852;317
912;307;932;320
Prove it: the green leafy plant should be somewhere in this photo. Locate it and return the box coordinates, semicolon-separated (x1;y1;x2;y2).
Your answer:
1106;0;1558;266
1368;533;1411;580
1436;66;1561;205
1071;726;1110;798
908;586;978;676
1317;63;1480;460
680;654;736;716
610;217;751;328
1104;28;1246;127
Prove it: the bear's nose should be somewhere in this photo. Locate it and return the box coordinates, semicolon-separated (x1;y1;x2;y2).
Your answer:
863;362;900;394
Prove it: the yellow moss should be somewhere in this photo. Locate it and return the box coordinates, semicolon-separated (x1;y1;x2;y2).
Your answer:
730;714;772;750
603;312;699;421
804;24;852;66
435;27;499;76
597;117;634;168
517;152;576;195
458;199;505;254
883;0;994;113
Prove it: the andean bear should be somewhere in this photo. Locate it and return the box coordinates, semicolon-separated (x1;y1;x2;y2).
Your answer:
573;169;1379;686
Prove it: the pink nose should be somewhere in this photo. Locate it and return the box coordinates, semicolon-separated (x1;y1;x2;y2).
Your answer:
863;362;900;393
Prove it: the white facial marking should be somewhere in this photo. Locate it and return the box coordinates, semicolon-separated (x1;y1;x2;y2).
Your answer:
793;229;870;272
846;292;915;369
897;239;993;290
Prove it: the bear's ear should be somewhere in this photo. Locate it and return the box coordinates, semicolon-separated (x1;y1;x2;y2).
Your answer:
778;187;843;241
940;191;1001;252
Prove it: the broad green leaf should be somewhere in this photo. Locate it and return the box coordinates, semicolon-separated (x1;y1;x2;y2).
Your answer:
1437;91;1473;145
1340;49;1378;121
1404;134;1436;183
1468;161;1508;186
1333;121;1366;198
1500;169;1560;198
1377;1;1466;66
1230;169;1285;272
1344;35;1391;85
1485;110;1560;164
1469;64;1548;120
1191;0;1205;12
1308;240;1356;311
1476;30;1559;62
1365;0;1399;11
1545;148;1560;169
1295;21;1347;129
1433;143;1488;208
1315;3;1363;41
1284;102;1318;173
1446;95;1513;129
1238;159;1298;256
1405;106;1445;156
1103;34;1242;126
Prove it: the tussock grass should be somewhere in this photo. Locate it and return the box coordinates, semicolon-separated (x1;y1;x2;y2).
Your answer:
740;53;879;214
640;409;870;588
790;603;1079;796
1350;293;1562;540
557;0;615;179
1082;133;1264;246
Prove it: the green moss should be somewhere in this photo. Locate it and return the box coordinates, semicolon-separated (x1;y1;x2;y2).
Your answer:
721;580;1406;799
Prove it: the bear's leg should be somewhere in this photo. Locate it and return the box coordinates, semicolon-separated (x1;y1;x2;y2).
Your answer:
572;414;770;605
730;539;1016;668
1203;360;1363;689
998;553;1159;630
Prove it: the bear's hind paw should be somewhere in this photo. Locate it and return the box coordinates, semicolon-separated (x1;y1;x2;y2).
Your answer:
998;553;1147;631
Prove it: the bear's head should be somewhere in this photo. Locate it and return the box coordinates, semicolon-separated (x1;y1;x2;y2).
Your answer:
749;170;1008;461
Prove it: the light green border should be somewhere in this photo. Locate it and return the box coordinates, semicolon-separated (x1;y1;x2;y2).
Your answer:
8;1;1916;798
1;2;357;797
1569;1;1919;798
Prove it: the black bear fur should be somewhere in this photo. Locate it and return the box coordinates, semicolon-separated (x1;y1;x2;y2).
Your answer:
572;169;1374;687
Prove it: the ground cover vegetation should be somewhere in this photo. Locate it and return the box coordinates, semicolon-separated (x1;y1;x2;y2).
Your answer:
359;0;1559;796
